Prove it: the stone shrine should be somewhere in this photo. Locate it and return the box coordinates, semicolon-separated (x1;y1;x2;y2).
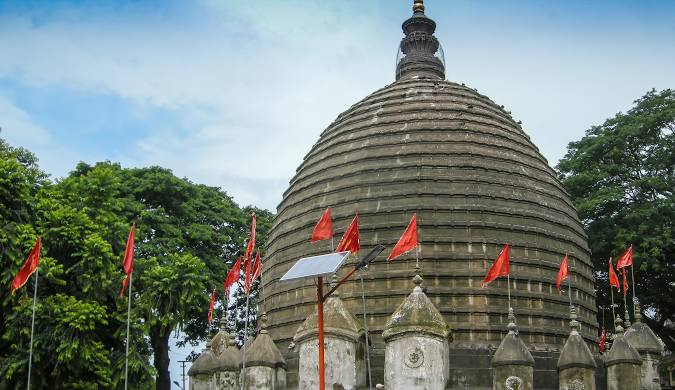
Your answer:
188;0;665;389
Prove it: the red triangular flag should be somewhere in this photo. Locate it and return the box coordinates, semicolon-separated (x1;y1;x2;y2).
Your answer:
599;326;607;353
244;254;253;295
119;224;136;298
387;214;418;261
608;257;620;291
482;244;510;287
616;245;633;269
622;267;629;296
224;257;242;297
10;237;41;294
311;207;333;242
244;213;256;262
207;288;217;325
251;251;263;283
335;214;360;254
556;255;569;292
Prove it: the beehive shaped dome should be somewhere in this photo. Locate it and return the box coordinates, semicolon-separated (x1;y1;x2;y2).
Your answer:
262;0;597;383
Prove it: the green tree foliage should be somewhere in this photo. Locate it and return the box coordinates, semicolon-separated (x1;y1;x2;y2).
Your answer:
1;134;274;389
557;89;675;350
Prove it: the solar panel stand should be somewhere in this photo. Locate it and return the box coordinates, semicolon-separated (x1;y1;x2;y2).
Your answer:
279;246;385;390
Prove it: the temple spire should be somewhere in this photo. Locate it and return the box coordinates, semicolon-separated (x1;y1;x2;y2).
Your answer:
396;0;445;80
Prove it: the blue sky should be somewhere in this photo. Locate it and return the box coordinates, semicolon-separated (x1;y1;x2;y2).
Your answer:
1;0;674;386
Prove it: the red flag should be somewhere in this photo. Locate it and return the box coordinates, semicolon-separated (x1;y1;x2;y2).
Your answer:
244;254;253;295
599;326;607;353
622;267;629;296
10;237;41;294
244;213;257;262
482;244;510;287
608;257;620;291
311;207;333;242
387;214;418;261
224;257;242;296
119;224;136;298
251;251;263;283
556;255;569;292
616;245;633;269
336;215;360;253
207;288;217;325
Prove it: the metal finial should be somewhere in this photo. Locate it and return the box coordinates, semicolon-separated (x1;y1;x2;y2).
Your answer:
624;306;631;328
507;307;518;333
413;0;425;14
633;300;642;323
614;315;624;334
412;273;423;286
259;312;269;333
569;305;580;333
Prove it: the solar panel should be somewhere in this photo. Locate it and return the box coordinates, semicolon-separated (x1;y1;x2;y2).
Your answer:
279;252;350;282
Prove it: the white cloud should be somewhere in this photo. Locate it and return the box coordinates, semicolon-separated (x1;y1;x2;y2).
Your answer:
0;95;50;145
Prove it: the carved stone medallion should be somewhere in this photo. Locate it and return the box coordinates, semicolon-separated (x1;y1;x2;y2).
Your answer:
404;347;424;368
505;376;522;390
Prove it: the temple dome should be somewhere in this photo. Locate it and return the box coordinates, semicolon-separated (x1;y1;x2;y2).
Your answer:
261;0;596;384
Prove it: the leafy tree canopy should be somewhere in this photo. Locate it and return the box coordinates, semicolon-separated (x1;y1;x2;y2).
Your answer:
557;89;675;350
0;133;273;389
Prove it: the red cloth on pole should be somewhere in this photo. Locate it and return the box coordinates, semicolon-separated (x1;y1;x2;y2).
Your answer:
608;257;620;291
556;255;569;292
244;213;256;262
224;257;242;296
207;288;217;324
336;215;360;254
311;207;333;242
616;244;633;269
10;237;41;294
599;326;607;353
622;267;629;296
482;244;510;287
251;251;263;283
119;224;136;298
387;214;418;261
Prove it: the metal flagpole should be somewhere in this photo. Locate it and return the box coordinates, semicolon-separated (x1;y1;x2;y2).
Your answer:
415;245;420;269
567;257;573;307
124;272;133;390
610;288;616;329
27;267;39;390
241;291;251;390
507;274;511;310
359;273;373;390
630;264;637;305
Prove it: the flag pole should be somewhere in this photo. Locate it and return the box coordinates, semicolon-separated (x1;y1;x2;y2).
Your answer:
415;245;420;269
567;255;573;307
240;290;251;390
610;287;616;329
26;267;39;390
630;263;637;305
359;272;373;390
124;272;132;390
507;274;511;311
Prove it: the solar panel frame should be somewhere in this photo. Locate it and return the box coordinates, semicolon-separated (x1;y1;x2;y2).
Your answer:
279;251;350;282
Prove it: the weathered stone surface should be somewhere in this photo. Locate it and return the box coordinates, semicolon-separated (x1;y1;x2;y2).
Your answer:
261;0;596;388
492;309;535;390
212;328;241;390
557;306;596;390
241;313;286;390
605;317;641;390
294;280;366;390
188;341;218;390
624;303;663;390
383;274;450;390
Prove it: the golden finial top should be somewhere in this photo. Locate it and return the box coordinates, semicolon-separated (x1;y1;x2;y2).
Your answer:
413;0;425;14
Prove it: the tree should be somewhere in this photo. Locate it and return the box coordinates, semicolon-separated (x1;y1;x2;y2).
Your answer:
557;89;675;350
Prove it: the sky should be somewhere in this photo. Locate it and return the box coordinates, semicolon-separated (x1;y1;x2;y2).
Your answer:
1;0;674;387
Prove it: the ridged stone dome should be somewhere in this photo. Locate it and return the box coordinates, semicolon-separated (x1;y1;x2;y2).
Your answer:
261;0;596;387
